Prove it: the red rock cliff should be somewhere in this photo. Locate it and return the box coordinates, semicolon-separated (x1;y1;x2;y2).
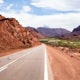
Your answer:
0;15;40;52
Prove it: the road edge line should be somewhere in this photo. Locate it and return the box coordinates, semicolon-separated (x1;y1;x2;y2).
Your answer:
44;45;48;80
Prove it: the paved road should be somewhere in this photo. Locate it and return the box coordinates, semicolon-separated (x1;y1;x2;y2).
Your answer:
0;45;46;80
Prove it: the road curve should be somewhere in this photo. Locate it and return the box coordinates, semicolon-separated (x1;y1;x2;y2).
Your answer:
0;45;46;80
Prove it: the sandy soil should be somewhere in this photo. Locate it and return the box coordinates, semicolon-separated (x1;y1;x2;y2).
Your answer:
46;45;80;80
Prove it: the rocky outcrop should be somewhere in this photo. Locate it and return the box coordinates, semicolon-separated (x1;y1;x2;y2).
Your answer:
27;27;44;39
0;15;5;20
0;15;40;52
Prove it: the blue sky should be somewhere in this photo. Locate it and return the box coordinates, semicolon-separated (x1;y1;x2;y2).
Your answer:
0;0;80;31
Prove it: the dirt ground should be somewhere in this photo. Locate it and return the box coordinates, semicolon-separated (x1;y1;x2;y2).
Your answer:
46;45;80;80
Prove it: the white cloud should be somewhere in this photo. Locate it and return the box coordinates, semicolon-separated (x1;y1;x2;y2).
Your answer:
1;10;80;31
6;4;14;10
31;0;80;11
0;0;80;31
22;6;31;12
0;0;4;3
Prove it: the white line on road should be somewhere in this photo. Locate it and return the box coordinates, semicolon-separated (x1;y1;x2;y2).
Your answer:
0;66;8;72
44;45;48;80
0;50;33;72
0;45;42;73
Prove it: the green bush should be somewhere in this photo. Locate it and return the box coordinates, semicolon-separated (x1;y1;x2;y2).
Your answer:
40;38;80;49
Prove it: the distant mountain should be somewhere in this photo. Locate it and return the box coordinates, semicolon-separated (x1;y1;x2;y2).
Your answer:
73;25;80;32
0;15;40;52
26;27;44;39
61;25;80;40
37;27;70;38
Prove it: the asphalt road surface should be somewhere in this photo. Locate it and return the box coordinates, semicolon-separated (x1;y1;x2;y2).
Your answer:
0;44;50;80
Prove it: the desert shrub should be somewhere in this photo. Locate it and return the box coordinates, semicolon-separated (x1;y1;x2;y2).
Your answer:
40;38;80;49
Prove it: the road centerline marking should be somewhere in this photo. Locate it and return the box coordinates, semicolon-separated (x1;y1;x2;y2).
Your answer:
0;66;8;72
0;49;35;72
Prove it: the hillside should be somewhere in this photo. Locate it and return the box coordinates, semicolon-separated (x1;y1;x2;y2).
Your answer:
61;25;80;40
73;25;80;32
26;27;44;39
37;27;70;38
0;15;40;53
